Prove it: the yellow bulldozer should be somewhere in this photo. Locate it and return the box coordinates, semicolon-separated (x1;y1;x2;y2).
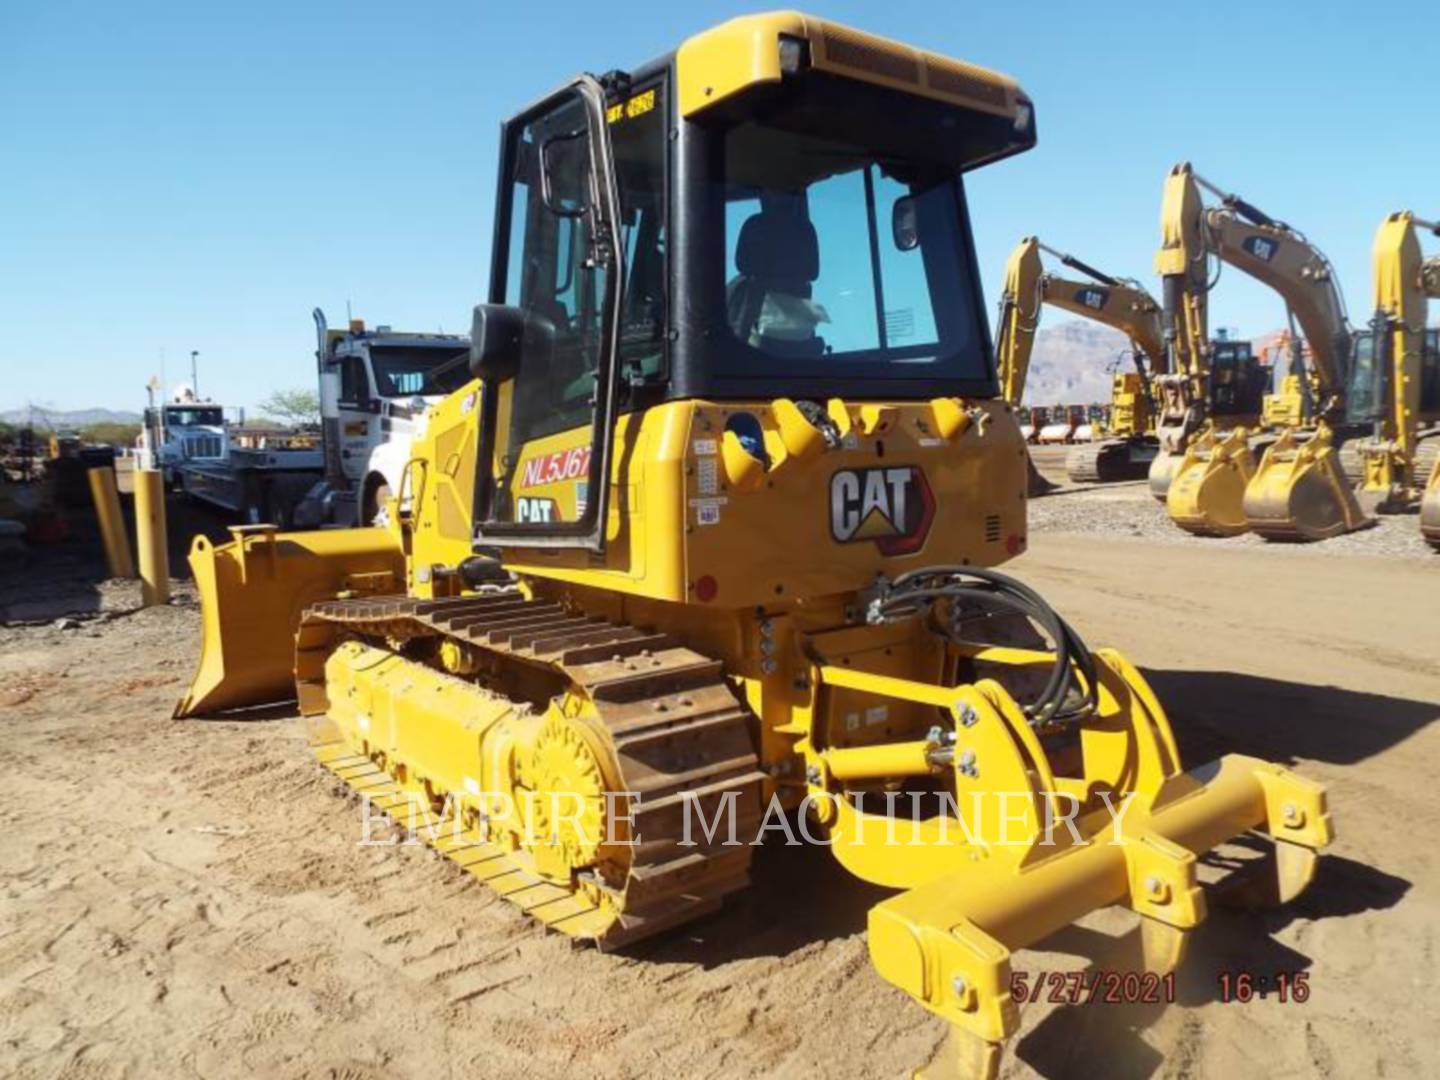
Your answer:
173;14;1334;1075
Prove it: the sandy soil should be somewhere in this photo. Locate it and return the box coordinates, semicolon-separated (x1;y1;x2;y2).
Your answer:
1;505;1437;1079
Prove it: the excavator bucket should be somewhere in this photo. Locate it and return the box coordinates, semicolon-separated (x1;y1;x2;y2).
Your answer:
1422;454;1440;550
1147;446;1182;501
174;524;404;717
1242;427;1374;541
1165;427;1255;536
1025;451;1057;497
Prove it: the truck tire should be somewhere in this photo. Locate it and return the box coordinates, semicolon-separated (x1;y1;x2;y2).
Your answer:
363;477;392;526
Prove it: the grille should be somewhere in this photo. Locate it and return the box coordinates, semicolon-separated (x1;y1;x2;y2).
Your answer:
923;58;1009;110
985;514;1002;543
184;435;223;460
819;25;920;85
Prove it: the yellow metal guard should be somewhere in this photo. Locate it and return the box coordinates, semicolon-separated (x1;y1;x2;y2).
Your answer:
87;465;135;579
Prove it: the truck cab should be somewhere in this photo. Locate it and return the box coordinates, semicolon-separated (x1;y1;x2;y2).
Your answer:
313;314;471;523
137;396;227;487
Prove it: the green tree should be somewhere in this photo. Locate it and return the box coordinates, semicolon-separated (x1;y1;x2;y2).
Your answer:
79;421;142;447
259;388;321;427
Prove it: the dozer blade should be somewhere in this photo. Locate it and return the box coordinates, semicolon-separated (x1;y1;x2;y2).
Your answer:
1242;428;1374;542
174;524;404;717
1422;455;1440;551
1165;427;1255;536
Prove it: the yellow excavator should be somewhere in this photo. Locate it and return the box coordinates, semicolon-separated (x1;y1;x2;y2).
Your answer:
1152;163;1369;539
1346;211;1440;544
995;237;1163;482
171;15;1333;1076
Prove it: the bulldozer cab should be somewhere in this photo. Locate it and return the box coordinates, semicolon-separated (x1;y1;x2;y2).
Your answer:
468;38;1034;552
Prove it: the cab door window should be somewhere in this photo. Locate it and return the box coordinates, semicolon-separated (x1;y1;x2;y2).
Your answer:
338;357;370;407
486;80;662;530
494;90;608;526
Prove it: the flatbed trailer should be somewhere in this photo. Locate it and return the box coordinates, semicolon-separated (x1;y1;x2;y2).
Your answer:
178;443;323;527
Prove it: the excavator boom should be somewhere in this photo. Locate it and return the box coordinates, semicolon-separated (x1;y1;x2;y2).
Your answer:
997;237;1165;482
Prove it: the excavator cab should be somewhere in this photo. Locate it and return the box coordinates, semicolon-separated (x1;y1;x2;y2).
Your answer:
1352;325;1440;425
1207;340;1266;420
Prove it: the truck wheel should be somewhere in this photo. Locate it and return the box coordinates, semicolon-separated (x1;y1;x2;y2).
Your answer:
364;480;392;525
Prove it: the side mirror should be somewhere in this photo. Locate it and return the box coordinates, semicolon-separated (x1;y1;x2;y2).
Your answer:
469;304;554;383
892;196;919;251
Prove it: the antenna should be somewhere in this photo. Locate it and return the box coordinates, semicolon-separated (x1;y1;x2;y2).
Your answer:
346;299;353;323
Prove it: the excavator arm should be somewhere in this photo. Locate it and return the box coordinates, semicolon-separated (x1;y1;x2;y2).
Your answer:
1364;212;1440;509
1149;164;1212;491
995;238;1044;406
996;237;1164;407
998;238;1168;484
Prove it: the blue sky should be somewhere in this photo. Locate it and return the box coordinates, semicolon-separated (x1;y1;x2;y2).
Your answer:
4;0;1438;414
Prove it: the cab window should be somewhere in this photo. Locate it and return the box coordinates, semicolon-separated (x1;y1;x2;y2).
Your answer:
716;116;985;381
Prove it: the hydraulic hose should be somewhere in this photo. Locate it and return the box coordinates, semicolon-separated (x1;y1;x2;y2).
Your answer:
874;566;1098;727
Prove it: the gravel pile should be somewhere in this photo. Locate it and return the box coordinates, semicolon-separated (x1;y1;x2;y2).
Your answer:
1028;480;1438;559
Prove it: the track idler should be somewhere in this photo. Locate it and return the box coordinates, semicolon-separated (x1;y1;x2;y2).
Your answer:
1242;427;1374;542
173;524;404;717
1165;427;1255;536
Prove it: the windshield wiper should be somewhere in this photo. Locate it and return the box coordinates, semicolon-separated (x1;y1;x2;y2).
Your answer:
418;350;472;393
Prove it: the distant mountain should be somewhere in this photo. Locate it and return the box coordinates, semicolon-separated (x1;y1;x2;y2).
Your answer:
1020;321;1292;405
1021;321;1136;406
0;407;143;430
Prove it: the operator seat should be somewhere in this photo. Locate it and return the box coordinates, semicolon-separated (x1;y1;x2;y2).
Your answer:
726;211;827;358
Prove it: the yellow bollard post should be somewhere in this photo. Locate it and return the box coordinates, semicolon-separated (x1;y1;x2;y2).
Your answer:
87;465;136;578
134;468;170;606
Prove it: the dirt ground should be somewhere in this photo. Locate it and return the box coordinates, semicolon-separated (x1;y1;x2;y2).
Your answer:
2;488;1437;1079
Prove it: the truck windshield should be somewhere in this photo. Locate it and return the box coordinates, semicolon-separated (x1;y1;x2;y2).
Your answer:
715;117;989;383
369;345;472;397
164;406;223;426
